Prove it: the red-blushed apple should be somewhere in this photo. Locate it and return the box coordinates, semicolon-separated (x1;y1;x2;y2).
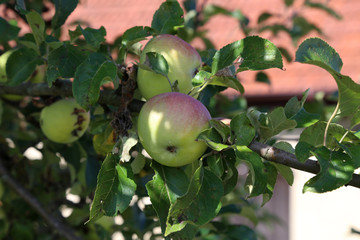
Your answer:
137;92;211;167
40;98;90;144
137;34;201;100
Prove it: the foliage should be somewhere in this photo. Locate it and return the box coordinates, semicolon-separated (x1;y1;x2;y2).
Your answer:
0;0;356;240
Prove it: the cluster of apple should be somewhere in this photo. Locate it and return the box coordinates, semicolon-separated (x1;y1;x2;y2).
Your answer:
137;34;211;167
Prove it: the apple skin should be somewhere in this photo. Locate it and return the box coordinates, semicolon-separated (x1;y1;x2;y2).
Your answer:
137;92;211;167
137;34;201;100
40;99;90;144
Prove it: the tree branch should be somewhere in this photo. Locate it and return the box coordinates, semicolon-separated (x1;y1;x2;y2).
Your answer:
248;140;360;189
0;81;144;112
0;156;83;240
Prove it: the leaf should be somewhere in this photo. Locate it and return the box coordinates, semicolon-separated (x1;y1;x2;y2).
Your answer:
25;11;45;47
6;48;40;86
295;141;314;162
350;109;360;129
303;147;354;193
304;0;342;20
284;0;294;7
73;52;117;109
139;52;169;77
118;26;155;62
87;154;136;223
145;161;189;233
118;131;138;163
247;107;297;141
0;17;20;43
272;142;294;185
299;121;360;149
209;75;244;94
211;40;244;74
262;162;278;206
337;142;360;169
151;1;184;34
255;71;270;84
80;25;107;49
52;0;79;30
296;37;360;117
197;128;229;151
235;146;267;198
179;169;223;226
192;70;213;86
209;119;231;143
230;113;256;146
257;12;272;24
285;89;320;127
47;44;88;83
165;165;204;236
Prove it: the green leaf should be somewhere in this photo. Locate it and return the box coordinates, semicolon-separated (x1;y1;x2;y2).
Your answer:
139;52;169;77
262;162;278;205
0;17;20;43
350;109;360;129
221;150;239;195
118;26;155;62
296;37;360;117
146;161;189;233
192;70;213;86
73;52;117;109
197;128;229;151
304;0;342;20
257;12;272;24
235;146;267;198
295;141;313;162
284;0;294;6
299;121;360;149
255;71;270;84
151;1;184;34
285;89;320;127
209;75;244;94
6;48;39;86
303;147;354;193
211;40;244;74
209;119;231;143
87;154;136;223
81;25;107;49
180;169;223;225
337;142;360;169
47;44;88;83
52;0;79;30
25;11;45;48
230;112;256;146
247;107;297;141
165;164;204;236
272;142;294;185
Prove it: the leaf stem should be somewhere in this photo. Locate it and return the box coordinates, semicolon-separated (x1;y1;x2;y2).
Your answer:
323;101;340;147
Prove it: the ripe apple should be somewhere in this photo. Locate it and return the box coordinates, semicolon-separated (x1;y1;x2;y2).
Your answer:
137;34;201;100
40;98;90;144
137;92;211;167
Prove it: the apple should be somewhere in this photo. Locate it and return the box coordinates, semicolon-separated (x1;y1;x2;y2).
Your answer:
40;98;90;144
137;92;211;167
0;50;23;101
137;34;201;100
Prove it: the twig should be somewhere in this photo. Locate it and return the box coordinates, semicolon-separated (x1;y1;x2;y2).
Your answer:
248;140;360;189
0;157;83;240
0;81;144;112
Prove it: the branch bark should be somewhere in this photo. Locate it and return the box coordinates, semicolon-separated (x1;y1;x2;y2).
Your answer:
0;81;144;112
248;140;360;189
0;157;83;240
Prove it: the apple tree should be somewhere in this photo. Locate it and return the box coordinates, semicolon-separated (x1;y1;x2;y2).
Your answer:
0;0;358;239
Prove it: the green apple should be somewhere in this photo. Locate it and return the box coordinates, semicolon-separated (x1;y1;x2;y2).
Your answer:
137;34;201;100
137;92;211;167
0;50;24;101
40;98;90;144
